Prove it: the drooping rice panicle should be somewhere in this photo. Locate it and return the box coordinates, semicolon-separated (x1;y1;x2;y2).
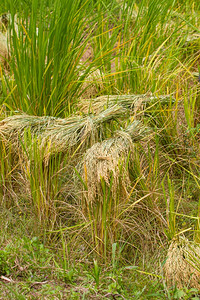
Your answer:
77;120;151;203
164;236;200;290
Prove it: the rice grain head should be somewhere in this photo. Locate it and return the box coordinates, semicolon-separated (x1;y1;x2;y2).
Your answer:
164;236;200;290
77;120;150;204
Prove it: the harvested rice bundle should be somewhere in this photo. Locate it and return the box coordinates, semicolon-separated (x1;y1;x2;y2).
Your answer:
41;105;126;159
0;105;126;160
0;114;62;149
79;93;174;115
164;236;200;290
77;121;150;203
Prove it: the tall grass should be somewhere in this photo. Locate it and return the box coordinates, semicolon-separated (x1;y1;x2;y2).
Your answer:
2;0;102;116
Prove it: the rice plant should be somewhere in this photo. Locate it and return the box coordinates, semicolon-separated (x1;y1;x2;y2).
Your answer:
1;0;106;116
0;0;200;297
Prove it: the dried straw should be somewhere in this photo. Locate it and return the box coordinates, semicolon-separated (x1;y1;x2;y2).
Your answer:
164;236;200;289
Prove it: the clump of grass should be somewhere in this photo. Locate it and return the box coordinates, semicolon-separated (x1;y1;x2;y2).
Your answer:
0;139;15;207
164;236;200;290
2;0;105;116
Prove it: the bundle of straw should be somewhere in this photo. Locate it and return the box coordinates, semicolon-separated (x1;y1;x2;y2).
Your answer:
40;105;126;160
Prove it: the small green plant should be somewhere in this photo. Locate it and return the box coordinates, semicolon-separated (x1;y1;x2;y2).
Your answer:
92;259;101;288
0;283;26;300
0;249;10;275
172;287;200;300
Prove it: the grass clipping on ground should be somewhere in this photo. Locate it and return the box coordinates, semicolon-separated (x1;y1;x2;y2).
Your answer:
164;236;200;290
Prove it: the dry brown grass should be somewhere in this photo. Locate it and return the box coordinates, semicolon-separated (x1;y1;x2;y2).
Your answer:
164;236;200;290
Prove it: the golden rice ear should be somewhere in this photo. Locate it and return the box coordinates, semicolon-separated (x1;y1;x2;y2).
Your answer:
77;135;132;204
164;236;200;290
76;120;150;204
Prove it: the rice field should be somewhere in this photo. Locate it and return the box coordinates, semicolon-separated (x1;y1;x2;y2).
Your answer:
0;0;200;298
